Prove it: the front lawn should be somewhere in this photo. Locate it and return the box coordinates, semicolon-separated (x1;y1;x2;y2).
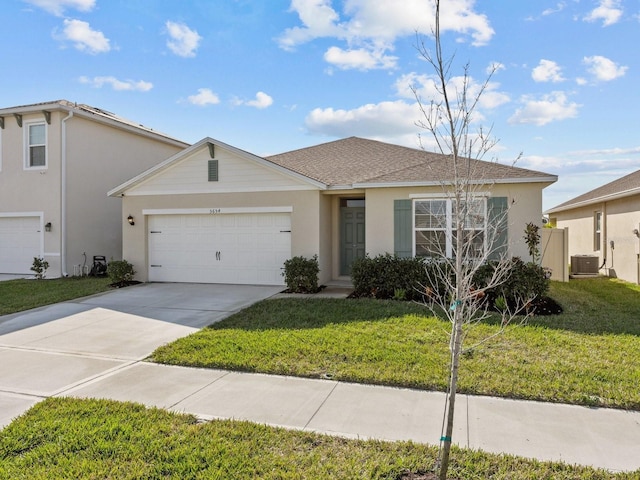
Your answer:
0;277;112;316
0;397;632;479
152;277;640;409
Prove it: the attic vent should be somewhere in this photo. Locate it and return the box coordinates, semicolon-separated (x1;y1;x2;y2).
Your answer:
570;255;599;275
208;160;219;182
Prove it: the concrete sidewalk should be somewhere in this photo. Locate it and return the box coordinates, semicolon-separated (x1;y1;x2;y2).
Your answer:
1;283;639;473
63;365;640;473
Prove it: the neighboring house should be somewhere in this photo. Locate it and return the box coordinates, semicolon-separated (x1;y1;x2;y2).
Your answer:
109;136;557;286
546;169;640;284
0;100;188;277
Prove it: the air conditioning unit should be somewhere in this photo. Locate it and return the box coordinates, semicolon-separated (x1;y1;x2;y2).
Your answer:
570;255;599;275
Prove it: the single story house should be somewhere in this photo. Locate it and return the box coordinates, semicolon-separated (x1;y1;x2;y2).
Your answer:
0;100;188;277
546;169;640;284
109;136;557;285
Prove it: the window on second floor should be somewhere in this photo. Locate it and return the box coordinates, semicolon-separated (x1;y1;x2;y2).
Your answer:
25;122;46;169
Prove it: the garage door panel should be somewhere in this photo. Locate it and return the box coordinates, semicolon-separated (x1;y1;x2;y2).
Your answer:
148;213;290;285
0;216;42;274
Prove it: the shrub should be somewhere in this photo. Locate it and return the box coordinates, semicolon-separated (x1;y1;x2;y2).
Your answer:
474;257;550;310
283;255;319;293
31;257;49;280
351;254;550;310
107;260;136;284
351;254;429;300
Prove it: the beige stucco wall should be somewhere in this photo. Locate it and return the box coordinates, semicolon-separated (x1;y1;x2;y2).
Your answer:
0;111;63;275
120;190;326;283
0;108;186;277
64;115;184;275
364;182;549;261
555;196;640;283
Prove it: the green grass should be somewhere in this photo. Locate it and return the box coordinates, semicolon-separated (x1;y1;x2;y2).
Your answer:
0;397;634;479
152;277;640;409
0;277;112;316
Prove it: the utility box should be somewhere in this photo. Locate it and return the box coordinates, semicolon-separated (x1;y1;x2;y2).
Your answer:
570;255;599;275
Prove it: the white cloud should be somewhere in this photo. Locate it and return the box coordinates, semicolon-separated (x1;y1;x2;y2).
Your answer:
233;92;274;109
395;72;510;110
23;0;94;16
584;0;623;26
486;61;505;75
187;88;220;106
532;59;565;83
305;100;418;138
583;55;627;81
246;92;274;109
165;21;201;58
508;91;580;126
324;46;397;70
79;76;153;91
60;19;110;54
542;3;566;16
278;0;343;51
278;0;494;71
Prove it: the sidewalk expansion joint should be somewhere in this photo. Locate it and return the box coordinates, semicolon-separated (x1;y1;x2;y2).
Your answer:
303;380;340;430
167;368;231;410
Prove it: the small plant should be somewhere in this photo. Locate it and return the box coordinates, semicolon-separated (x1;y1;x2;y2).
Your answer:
107;259;136;285
282;255;319;293
393;288;407;301
31;257;49;280
494;295;507;312
524;222;541;264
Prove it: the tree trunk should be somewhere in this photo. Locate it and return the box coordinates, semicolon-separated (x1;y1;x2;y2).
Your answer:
439;279;464;479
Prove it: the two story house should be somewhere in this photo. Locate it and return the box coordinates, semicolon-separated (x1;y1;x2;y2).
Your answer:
0;100;188;278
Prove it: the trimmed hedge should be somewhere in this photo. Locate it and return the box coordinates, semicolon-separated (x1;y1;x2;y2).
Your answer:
351;254;429;301
351;254;549;309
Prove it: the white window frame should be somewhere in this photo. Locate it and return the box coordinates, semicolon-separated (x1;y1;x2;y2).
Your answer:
24;121;47;170
413;197;487;259
594;211;602;251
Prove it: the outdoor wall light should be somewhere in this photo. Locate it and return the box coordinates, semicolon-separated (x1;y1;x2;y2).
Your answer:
45;222;52;232
633;228;639;238
127;215;135;226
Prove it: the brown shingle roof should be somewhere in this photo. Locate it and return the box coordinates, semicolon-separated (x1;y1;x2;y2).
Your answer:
547;168;640;213
266;137;556;187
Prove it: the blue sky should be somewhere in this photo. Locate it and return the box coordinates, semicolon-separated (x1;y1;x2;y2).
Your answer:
2;0;638;210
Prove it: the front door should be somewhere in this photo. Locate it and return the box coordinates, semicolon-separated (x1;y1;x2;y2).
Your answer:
340;204;365;275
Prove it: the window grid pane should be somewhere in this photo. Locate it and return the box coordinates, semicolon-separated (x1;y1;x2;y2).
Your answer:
30;146;46;167
415;198;486;258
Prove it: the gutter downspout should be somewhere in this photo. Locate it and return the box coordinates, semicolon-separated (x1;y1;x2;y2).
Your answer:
61;110;73;277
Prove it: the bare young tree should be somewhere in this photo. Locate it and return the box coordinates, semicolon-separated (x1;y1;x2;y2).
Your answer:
413;2;535;478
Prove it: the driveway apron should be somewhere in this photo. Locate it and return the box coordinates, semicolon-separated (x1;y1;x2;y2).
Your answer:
0;283;282;428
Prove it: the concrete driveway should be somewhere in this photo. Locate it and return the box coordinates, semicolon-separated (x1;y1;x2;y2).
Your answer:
0;282;283;428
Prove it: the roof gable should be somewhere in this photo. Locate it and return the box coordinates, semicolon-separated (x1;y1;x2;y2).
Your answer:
109;137;323;197
547;168;640;213
0;100;187;148
266;137;556;188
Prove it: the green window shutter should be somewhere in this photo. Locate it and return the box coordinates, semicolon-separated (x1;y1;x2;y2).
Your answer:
487;196;508;260
394;199;412;258
208;160;219;182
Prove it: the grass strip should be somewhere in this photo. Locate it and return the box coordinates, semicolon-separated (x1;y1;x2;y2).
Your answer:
152;278;640;409
0;277;112;316
0;398;634;479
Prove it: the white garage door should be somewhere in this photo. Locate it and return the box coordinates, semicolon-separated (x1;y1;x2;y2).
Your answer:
148;213;291;285
0;216;41;274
